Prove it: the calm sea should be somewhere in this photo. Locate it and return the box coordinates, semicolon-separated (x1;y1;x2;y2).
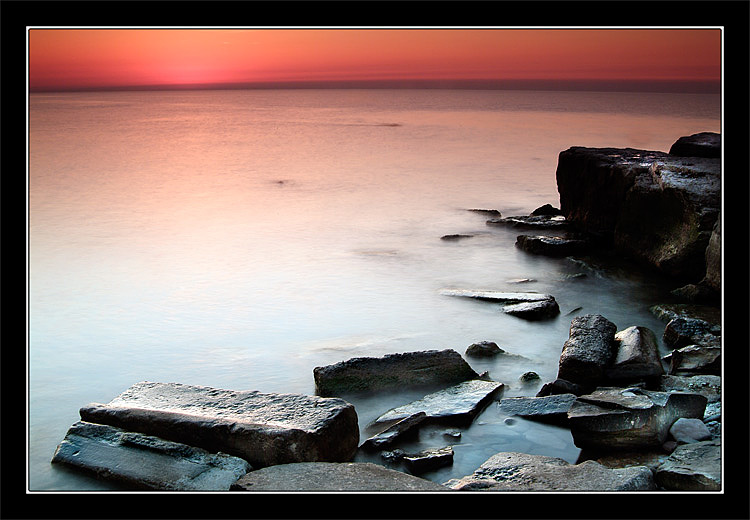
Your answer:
28;88;720;491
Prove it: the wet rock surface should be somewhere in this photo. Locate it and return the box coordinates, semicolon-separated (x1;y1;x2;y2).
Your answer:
78;381;360;468
403;446;455;474
663;345;721;375
498;394;577;425
606;326;664;383
440;288;555;303
515;234;588;257
51;421;252;491
502;298;561;320
360;412;427;451
444;452;655;491
371;380;505;428
313;349;478;396
487;214;569;229
230;462;448;491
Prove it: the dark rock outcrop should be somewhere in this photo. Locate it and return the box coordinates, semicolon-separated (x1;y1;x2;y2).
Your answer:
230;462;448;491
498;394;577;425
555;138;720;281
536;378;588;397
487;214;569;230
52;421;251;490
313;349;478;396
444;452;655;491
668;132;721;158
78;381;359;469
465;341;503;358
502;298;560;320
515;234;588;257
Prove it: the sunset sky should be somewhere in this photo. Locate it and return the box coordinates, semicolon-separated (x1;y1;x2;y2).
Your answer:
28;28;722;92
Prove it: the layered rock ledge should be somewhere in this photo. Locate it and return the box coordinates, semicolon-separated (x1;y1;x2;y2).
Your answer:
555;133;720;282
77;381;360;469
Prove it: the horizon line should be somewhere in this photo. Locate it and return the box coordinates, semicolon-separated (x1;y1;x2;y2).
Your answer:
29;78;721;95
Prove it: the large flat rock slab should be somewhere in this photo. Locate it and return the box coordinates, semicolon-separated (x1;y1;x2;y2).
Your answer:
313;349;478;396
230;462;448;491
498;394;577;425
78;382;359;468
372;380;505;428
51;421;251;490
440;289;555;303
444;452;655;491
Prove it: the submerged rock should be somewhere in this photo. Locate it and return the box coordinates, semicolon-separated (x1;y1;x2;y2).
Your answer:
567;387;707;451
51;421;251;491
371;379;505;428
444;452;655;491
440;234;474;241
230;462;448;491
78;381;359;469
530;204;563;216
313;349;478;397
465;341;503;358
440;289;555;303
487;214;569;229
557;314;618;386
654;440;721;491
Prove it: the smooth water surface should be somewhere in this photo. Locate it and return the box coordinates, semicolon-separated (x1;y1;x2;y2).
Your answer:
28;89;720;490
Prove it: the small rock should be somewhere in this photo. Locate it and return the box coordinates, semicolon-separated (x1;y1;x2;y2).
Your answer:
440;289;555;303
663;317;721;349
443;430;462;440
519;371;541;384
468;208;501;216
360;412;427;451
536;378;588;397
487;215;568;229
441;234;474;241
503;299;560;321
669;418;712;444
465;341;504;358
403;446;454;474
530;204;562;216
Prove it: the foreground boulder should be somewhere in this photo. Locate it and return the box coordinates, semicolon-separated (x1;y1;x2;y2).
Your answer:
313;349;478;396
51;421;251;490
78;381;359;469
654;440;721;491
556;139;720;281
557;314;617;386
230;462;448;491
444;452;655;491
371;379;505;428
567;387;707;451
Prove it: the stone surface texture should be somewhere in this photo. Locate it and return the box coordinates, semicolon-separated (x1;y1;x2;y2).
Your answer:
313;349;478;396
556;142;720;281
557;314;618;386
606;326;664;382
360;412;427;451
230;462;449;491
655;440;721;491
78;381;359;469
51;421;251;491
497;394;577;425
371;380;505;427
567;387;707;450
444;452;655;491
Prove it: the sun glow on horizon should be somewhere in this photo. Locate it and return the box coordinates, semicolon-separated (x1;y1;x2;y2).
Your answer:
28;28;722;92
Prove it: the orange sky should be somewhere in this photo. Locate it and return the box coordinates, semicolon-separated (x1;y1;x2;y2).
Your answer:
28;28;722;91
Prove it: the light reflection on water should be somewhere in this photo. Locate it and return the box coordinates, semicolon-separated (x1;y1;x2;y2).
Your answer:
28;89;719;490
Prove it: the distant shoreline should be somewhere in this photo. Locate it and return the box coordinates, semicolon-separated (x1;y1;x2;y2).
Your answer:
29;78;721;95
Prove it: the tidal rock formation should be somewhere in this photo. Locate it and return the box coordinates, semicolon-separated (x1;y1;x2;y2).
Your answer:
230;462;448;491
515;234;588;257
497;394;577;425
403;446;455;474
502;299;560;320
440;289;555;303
51;421;251;491
668;132;721;158
487;214;569;229
78;381;359;468
313;349;478;396
444;452;655;491
555;136;720;281
465;341;504;357
360;412;427;451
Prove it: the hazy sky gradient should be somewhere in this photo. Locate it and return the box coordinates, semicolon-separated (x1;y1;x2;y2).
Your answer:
28;28;722;92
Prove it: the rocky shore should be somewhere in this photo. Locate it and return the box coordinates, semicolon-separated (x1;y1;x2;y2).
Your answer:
51;132;722;492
